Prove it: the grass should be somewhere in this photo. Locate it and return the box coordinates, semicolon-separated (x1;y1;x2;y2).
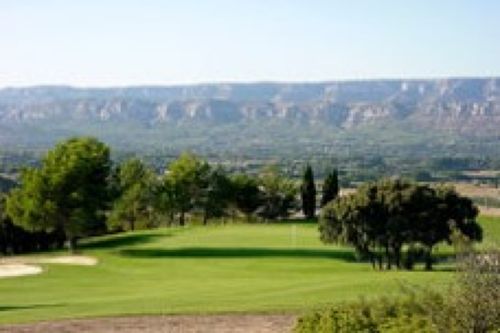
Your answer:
0;216;498;324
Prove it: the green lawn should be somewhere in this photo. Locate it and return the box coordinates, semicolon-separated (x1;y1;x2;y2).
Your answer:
0;216;498;324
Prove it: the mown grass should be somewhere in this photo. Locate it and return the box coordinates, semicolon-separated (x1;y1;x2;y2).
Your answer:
0;216;498;324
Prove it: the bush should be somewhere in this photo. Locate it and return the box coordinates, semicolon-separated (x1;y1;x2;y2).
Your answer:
294;294;440;333
450;250;500;332
295;249;500;333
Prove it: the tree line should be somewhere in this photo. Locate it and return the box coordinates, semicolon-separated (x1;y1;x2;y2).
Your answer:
1;136;482;270
0;137;338;253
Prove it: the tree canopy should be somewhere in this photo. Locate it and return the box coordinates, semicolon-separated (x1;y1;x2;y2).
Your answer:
6;137;111;251
257;166;298;220
163;152;211;226
321;169;339;207
320;179;482;270
108;158;157;231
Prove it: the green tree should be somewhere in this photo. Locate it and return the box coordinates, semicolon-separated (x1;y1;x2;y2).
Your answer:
6;137;111;251
231;173;262;221
198;167;232;225
415;185;481;270
155;176;177;225
301;165;317;219
321;169;339;207
320;179;482;270
258;166;298;220
166;153;210;226
108;158;156;231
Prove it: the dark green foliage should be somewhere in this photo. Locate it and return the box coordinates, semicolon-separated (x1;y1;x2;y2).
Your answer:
198;167;233;224
157;155;298;225
321;169;339;207
301;165;316;219
164;152;211;226
257;166;298;220
320;179;482;270
158;154;235;225
5;137;111;251
108;158;157;231
1;188;65;254
230;173;262;220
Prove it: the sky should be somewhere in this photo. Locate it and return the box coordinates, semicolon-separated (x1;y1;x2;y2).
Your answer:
1;0;500;88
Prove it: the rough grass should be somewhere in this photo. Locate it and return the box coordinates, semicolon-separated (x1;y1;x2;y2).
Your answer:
0;216;498;324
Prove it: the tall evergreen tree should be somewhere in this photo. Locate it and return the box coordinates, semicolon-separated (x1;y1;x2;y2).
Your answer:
321;169;339;207
301;165;316;219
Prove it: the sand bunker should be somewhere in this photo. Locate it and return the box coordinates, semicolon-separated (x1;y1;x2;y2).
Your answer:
0;255;97;278
0;264;42;278
34;256;98;266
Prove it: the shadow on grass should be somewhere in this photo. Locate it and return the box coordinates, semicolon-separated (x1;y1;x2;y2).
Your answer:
81;233;166;250
119;247;356;261
0;303;64;312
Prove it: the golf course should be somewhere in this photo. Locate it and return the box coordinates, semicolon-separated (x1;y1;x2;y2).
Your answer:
1;216;498;326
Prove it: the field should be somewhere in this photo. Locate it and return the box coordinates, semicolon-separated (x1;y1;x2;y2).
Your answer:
453;182;500;216
0;217;498;325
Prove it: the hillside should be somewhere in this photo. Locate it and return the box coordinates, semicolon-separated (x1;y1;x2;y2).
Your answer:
1;78;499;156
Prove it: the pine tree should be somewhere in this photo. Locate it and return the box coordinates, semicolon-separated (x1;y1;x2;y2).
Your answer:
301;165;317;219
321;169;339;207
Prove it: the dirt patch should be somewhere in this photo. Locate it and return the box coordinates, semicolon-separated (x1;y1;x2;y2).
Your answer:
0;255;97;278
0;264;42;278
0;314;297;333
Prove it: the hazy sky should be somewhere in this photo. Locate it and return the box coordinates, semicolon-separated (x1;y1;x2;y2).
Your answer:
1;0;499;87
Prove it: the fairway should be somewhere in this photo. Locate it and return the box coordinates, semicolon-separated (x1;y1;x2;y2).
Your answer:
0;217;498;324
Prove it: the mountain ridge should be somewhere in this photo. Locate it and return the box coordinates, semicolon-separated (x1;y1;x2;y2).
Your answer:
0;78;499;155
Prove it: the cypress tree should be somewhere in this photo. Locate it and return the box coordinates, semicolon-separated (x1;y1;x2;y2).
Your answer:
321;169;339;207
301;165;317;219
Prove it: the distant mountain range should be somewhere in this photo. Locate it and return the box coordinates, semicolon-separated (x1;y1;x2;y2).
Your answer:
0;78;499;157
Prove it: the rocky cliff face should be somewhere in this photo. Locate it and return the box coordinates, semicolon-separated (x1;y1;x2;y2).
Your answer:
0;78;498;150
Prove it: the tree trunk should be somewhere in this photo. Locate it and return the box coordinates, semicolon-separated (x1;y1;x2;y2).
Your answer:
179;211;185;226
394;245;402;269
424;247;433;271
203;211;208;226
129;219;135;231
55;225;65;249
385;246;392;270
68;237;78;253
370;252;376;269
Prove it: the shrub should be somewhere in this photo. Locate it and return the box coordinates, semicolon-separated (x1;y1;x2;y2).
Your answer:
294;294;440;333
295;249;500;333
